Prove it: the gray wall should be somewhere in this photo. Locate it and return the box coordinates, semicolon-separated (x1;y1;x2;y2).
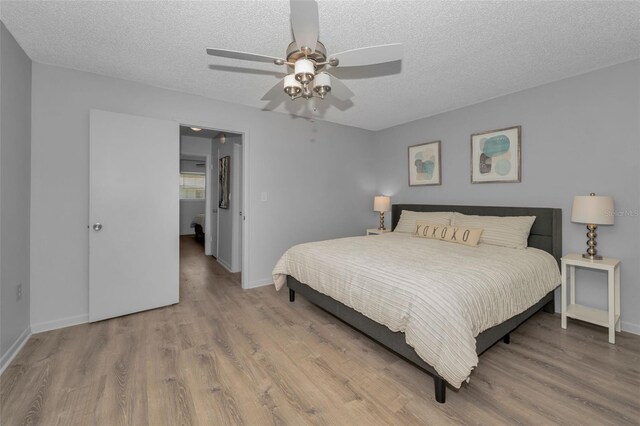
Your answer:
181;135;212;157
216;134;242;272
179;139;208;237
180;159;205;174
0;22;32;366
179;159;206;236
179;200;205;235
30;62;376;331
373;60;640;332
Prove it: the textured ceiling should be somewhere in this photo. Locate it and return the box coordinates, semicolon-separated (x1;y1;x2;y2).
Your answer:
2;1;638;130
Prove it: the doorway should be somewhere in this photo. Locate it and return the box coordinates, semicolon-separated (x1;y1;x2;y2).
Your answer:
180;126;215;256
179;125;244;279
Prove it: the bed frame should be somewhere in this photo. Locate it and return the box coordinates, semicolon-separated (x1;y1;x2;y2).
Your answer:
287;204;561;403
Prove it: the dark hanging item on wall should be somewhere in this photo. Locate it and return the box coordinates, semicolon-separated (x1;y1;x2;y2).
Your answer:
219;156;230;209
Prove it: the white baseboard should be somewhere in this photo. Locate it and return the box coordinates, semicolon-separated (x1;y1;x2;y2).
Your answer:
247;277;273;289
0;326;32;375
621;321;640;336
217;258;238;273
31;313;89;334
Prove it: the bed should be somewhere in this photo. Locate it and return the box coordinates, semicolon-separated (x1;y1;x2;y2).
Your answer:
191;213;205;242
272;204;562;403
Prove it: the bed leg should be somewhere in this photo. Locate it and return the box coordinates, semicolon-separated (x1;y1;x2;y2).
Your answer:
434;377;446;404
289;288;295;302
542;297;555;314
503;333;510;344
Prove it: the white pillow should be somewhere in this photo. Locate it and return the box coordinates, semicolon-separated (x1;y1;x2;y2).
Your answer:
451;213;536;249
394;210;453;233
414;221;483;247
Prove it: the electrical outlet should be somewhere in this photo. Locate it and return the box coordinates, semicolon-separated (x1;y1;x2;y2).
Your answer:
17;284;22;301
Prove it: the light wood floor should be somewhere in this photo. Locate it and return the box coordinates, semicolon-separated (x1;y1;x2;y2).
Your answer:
2;236;639;425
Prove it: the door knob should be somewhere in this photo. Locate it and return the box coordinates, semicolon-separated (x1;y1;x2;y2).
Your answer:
93;223;103;231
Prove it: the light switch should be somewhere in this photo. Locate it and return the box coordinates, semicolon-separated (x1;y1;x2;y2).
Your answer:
261;192;268;202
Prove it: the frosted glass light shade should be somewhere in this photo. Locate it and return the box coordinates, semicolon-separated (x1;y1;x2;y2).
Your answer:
313;72;331;96
571;194;614;225
373;196;391;212
284;74;301;89
314;72;331;88
283;74;302;96
294;58;315;83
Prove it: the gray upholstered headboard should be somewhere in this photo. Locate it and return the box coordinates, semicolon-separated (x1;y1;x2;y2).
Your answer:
391;204;562;266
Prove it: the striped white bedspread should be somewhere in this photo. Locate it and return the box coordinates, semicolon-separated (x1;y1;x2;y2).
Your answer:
272;232;560;387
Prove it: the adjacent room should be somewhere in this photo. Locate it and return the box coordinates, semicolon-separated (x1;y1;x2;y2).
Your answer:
1;1;638;425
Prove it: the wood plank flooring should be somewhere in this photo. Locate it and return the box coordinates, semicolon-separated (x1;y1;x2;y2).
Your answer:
2;236;639;425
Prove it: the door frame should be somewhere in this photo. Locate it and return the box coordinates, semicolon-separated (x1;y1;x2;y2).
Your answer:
204;154;213;256
179;120;250;290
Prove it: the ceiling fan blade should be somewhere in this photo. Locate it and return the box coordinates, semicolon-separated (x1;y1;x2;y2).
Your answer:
330;44;403;67
206;48;284;64
261;78;285;101
208;64;286;78
290;0;319;52
325;73;354;101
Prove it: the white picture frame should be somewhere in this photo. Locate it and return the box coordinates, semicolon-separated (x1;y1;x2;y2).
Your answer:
408;140;441;186
471;126;521;183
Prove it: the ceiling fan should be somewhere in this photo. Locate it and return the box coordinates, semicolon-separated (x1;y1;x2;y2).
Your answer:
206;0;402;102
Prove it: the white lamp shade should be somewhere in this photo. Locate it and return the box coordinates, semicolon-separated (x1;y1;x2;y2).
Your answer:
284;74;301;90
294;59;314;77
314;72;331;89
571;194;614;225
373;196;391;212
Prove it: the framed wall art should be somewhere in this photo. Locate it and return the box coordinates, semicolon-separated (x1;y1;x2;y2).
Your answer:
470;126;521;183
408;140;441;186
219;155;230;209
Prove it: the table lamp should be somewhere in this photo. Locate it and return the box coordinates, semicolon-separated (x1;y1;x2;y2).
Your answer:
571;193;614;260
373;196;391;230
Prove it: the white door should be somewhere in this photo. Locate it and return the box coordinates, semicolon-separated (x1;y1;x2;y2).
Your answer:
89;109;179;322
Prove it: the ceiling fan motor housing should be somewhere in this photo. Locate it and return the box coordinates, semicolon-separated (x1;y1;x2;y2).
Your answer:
286;41;328;70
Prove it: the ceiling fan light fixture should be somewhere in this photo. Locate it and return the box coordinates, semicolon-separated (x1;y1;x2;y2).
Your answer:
313;72;331;98
294;58;315;84
284;74;302;98
206;0;403;104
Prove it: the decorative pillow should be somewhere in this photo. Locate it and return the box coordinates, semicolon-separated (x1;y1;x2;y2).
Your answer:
414;221;483;247
394;210;453;233
451;213;536;249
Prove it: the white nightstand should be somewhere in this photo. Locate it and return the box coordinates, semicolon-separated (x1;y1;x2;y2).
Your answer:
366;228;391;236
561;253;621;344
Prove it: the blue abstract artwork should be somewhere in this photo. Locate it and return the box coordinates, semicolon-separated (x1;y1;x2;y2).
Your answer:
471;126;521;183
408;141;441;186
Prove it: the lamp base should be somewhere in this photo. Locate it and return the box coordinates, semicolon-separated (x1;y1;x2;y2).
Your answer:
582;253;603;260
378;211;386;231
583;224;603;260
